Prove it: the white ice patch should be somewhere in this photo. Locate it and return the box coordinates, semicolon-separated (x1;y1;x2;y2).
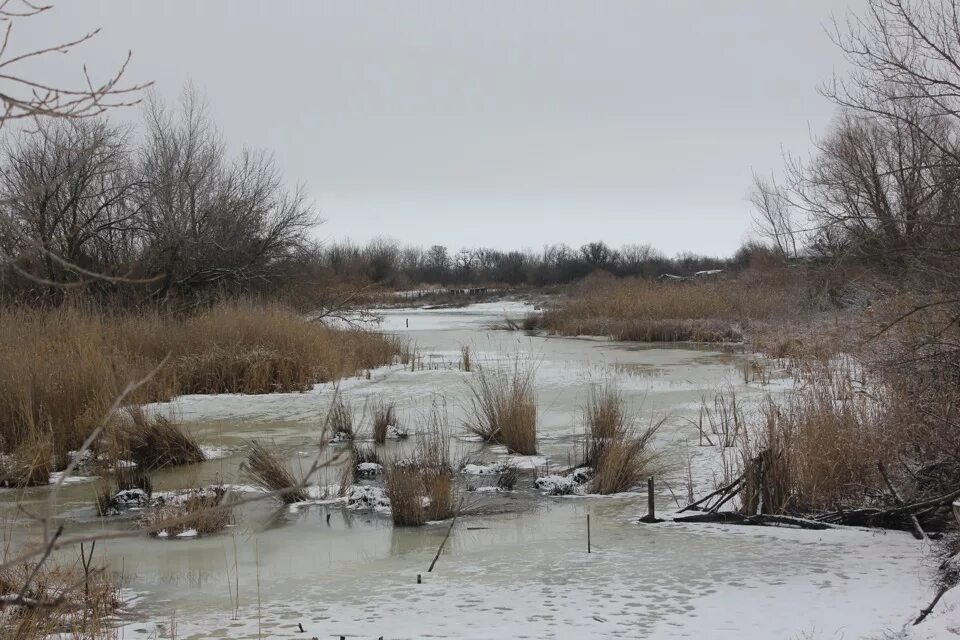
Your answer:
199;446;231;460
48;472;96;485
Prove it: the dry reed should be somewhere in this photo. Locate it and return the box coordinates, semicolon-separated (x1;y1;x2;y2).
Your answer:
465;363;538;455
539;271;810;343
371;398;396;444
582;384;662;494
241;440;308;504
113;408;205;471
0;302;403;470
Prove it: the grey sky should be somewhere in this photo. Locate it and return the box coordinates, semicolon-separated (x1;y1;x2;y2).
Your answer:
18;1;858;256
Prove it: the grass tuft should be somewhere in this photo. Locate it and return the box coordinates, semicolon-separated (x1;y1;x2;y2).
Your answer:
582;384;662;494
241;440;308;504
114;408;205;471
465;362;537;455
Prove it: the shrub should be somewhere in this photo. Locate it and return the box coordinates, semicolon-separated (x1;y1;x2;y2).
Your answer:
465;363;537;455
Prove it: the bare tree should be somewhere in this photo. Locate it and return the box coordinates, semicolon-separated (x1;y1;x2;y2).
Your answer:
750;174;799;259
0;1;149;128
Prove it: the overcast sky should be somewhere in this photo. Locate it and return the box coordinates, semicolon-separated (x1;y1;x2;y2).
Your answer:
17;1;859;256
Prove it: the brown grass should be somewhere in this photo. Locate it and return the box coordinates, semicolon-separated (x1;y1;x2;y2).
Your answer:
739;362;900;514
371;398;396;444
0;302;404;468
241;440;308;504
140;486;234;536
538;271;811;343
328;397;354;440
385;408;456;526
0;560;121;640
465;363;537;455
112;408;205;471
582;385;662;495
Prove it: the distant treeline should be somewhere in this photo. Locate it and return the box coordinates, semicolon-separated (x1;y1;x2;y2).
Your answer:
310;239;777;289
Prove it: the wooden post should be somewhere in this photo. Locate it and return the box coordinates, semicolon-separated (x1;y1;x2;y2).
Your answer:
648;476;655;520
639;476;661;523
416;573;421;584
586;514;591;553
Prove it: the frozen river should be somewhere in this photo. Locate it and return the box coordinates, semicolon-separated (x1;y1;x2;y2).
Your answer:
3;300;936;638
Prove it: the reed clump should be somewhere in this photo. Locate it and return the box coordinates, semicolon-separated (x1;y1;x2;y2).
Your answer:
465;363;538;455
0;302;404;470
328;397;354;441
385;409;455;526
141;486;234;536
371;398;397;444
112;408;205;471
241;440;308;504
582;385;662;495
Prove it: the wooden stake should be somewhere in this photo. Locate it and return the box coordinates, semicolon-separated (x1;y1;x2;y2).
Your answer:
648;476;655;520
587;514;591;553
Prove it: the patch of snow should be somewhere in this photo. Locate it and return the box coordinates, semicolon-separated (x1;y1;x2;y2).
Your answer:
356;462;383;478
342;485;390;512
386;425;409;439
175;528;198;538
535;467;592;496
461;461;512;475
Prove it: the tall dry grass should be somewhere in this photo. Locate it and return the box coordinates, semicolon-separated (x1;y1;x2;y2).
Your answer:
465;363;537;455
0;302;403;480
241;440;309;504
0;560;121;639
385;407;455;526
112;408;205;471
582;385;662;495
371;397;397;444
539;271;812;342
739;362;902;514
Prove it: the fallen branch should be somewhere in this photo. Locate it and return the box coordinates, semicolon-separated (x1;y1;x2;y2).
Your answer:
878;461;926;540
674;512;832;530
